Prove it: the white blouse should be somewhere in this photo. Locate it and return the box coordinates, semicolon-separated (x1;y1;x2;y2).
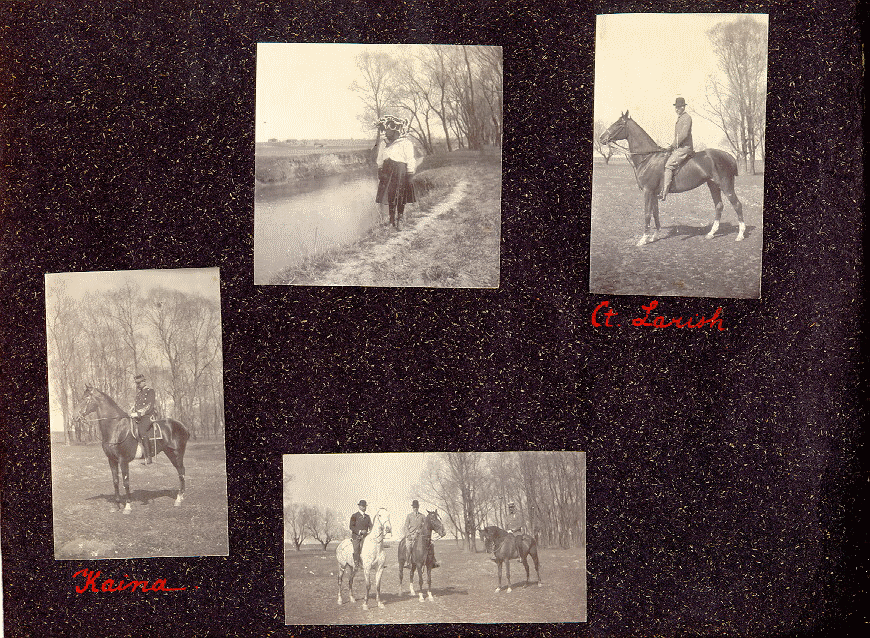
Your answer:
376;136;416;174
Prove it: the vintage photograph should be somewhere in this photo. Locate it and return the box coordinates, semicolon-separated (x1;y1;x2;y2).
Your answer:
591;14;767;298
255;43;502;287
46;268;229;559
284;452;586;624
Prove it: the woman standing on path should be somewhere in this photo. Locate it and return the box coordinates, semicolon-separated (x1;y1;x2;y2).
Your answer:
375;115;416;229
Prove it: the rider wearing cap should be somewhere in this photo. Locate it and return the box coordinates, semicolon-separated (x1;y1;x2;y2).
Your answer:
129;373;156;465
660;97;694;201
506;501;524;535
350;500;372;568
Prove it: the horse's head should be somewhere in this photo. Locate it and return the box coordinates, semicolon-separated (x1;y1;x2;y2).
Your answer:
426;510;445;538
480;526;499;553
374;508;392;536
78;385;99;417
599;111;631;145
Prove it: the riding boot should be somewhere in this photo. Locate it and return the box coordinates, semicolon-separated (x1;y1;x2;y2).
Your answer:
143;438;153;465
660;169;673;201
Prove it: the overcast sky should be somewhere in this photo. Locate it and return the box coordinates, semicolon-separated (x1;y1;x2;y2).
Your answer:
256;43;403;143
284;453;433;542
594;13;768;149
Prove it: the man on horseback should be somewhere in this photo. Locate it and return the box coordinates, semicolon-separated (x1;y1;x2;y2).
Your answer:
403;500;438;569
129;373;156;465
349;500;372;568
506;501;524;535
660;97;694;201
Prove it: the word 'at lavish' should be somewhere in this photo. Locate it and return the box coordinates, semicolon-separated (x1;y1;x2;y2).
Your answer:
591;300;725;330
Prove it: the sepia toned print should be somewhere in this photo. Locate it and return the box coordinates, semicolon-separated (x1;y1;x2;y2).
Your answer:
255;43;502;287
284;452;585;624
591;14;767;298
46;268;229;559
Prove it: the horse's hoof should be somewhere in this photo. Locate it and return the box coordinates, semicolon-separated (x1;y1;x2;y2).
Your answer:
337;599;343;606
506;587;512;593
538;582;543;587
362;604;368;611
418;595;424;602
635;236;649;247
378;602;385;609
705;232;715;239
494;587;500;593
348;596;355;603
428;593;435;601
735;235;745;242
174;497;183;507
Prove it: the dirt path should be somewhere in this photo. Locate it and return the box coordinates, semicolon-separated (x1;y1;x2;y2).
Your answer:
288;161;501;287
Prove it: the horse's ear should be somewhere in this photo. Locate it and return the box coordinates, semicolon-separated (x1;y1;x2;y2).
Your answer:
625;110;630;119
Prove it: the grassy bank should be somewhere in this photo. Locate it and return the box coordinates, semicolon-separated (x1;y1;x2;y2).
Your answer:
272;148;501;286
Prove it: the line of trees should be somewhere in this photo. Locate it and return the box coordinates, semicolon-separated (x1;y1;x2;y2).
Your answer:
701;17;767;175
46;281;224;443
351;45;503;155
418;452;586;552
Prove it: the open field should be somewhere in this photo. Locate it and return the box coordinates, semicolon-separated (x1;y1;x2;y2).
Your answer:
285;539;586;625
256;141;373;158
51;440;229;559
590;159;764;298
274;149;502;287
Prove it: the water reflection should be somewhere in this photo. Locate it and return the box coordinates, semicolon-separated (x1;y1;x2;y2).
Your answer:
254;170;380;284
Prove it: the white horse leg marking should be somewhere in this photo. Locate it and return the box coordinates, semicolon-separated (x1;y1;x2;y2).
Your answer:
706;219;720;239
736;222;746;241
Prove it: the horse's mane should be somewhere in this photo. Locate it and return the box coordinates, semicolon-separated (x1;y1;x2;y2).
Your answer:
91;387;126;415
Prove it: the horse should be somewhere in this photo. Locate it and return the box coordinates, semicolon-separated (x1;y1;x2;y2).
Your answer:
599;111;746;246
398;509;445;601
335;507;392;610
480;525;542;593
77;385;189;514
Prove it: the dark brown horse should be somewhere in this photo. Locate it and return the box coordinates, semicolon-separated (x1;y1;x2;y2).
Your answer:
599;111;746;246
480;525;542;593
398;509;445;601
78;385;189;514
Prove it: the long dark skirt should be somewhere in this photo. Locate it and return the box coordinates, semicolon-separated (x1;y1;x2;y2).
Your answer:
375;158;417;209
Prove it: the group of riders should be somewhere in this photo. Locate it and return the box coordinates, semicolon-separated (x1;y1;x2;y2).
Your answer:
348;498;526;570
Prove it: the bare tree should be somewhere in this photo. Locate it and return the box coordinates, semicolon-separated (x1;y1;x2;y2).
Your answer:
351;50;400;138
46;282;85;444
306;506;344;550
593;121;615;164
285;502;313;551
700;17;768;174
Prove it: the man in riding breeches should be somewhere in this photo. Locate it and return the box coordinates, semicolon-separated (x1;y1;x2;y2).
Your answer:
130;374;156;465
506;502;524;535
350;500;372;568
403;499;439;568
661;97;694;201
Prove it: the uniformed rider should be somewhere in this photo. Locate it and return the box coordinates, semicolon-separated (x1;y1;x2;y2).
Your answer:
506;501;524;535
129;373;156;465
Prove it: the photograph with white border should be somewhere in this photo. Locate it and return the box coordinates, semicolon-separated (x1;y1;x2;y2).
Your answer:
255;43;502;287
46;268;229;559
591;14;767;298
284;451;586;624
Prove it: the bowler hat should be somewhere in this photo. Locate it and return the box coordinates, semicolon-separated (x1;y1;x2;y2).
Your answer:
358;500;367;507
412;500;419;508
134;374;145;382
674;97;687;108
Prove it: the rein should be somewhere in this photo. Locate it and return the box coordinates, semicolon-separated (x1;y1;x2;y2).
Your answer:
606;140;666;191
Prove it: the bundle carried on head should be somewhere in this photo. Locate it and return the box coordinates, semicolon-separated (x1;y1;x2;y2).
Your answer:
376;115;409;135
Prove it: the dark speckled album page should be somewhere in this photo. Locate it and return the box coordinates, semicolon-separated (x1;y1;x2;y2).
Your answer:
0;1;863;637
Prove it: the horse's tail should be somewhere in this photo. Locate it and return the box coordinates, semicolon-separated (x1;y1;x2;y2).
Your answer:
710;149;739;181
